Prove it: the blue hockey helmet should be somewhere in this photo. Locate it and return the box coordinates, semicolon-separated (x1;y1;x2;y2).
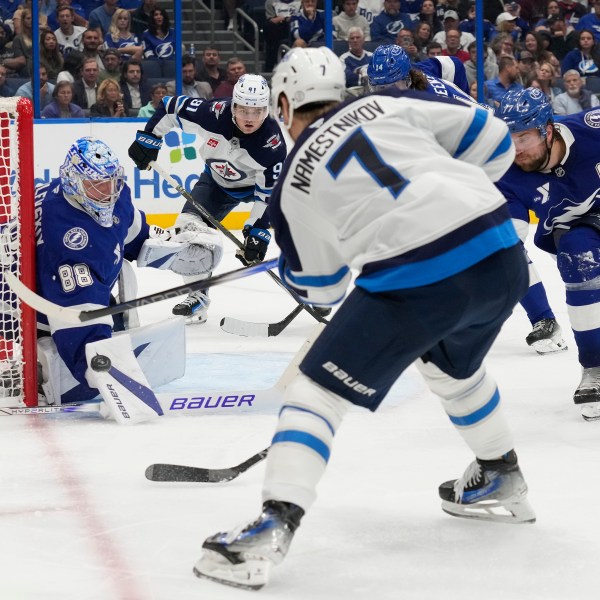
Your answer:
495;87;554;137
367;44;411;90
60;137;124;227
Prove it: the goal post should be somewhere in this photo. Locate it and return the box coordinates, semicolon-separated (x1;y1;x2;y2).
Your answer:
0;97;37;407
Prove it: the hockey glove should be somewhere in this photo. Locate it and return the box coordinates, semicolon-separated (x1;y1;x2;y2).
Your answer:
236;225;271;265
128;130;163;170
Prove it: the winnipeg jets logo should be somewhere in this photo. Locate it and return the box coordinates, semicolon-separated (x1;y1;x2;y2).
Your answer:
114;243;121;265
206;159;245;181
207;137;219;148
263;134;282;150
211;101;227;118
63;227;88;250
534;183;549;204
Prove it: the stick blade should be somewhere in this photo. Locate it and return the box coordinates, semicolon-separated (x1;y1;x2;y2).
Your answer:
145;463;237;483
220;317;270;337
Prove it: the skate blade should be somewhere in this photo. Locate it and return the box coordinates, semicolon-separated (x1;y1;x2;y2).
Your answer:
193;550;270;590
581;403;600;421
441;498;536;524
183;313;208;325
530;338;568;355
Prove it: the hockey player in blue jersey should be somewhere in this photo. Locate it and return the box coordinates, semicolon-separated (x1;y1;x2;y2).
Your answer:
128;74;287;323
496;88;600;420
367;43;472;100
369;45;566;355
33;137;223;423
192;47;535;591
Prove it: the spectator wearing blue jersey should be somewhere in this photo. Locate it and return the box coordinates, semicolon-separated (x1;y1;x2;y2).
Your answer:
371;0;415;44
103;8;142;62
339;26;372;87
142;6;176;61
576;3;600;42
485;55;523;107
88;0;117;37
290;0;325;47
561;29;600;77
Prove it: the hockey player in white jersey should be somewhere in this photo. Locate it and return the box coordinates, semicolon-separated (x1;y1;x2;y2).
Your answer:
128;74;287;323
30;137;222;423
192;47;535;590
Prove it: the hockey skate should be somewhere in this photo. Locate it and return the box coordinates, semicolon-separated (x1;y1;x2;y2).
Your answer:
193;500;304;590
525;318;567;354
574;367;600;421
172;290;210;324
439;450;536;524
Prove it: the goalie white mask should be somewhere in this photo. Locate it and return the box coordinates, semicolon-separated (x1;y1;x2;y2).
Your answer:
60;137;125;228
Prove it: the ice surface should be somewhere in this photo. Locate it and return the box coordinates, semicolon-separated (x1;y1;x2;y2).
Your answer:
1;236;598;600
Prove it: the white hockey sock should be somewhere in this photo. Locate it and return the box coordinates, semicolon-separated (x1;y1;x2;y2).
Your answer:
417;360;514;460
262;373;349;511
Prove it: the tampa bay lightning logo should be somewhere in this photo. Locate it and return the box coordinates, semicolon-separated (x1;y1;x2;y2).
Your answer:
206;159;245;181
63;227;88;250
584;109;600;129
155;42;174;59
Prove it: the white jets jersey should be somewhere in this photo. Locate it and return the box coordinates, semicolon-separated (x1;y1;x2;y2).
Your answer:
146;96;287;203
269;90;517;305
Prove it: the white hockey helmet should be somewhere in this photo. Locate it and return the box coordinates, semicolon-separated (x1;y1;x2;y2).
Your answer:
270;47;345;128
232;74;270;107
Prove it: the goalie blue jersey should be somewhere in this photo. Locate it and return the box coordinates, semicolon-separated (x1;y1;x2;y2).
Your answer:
496;108;600;255
35;179;150;402
269;89;517;306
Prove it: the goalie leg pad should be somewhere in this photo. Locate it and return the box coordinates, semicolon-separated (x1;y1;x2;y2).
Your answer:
116;259;140;330
85;335;163;425
263;373;350;512
416;360;514;460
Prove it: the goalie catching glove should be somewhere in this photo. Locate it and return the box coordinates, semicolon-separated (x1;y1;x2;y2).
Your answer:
128;130;163;170
236;225;271;266
137;215;224;276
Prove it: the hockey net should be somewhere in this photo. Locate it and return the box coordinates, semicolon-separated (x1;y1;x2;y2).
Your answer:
0;97;37;407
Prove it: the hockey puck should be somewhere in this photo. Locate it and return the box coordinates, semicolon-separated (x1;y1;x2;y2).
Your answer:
90;354;111;372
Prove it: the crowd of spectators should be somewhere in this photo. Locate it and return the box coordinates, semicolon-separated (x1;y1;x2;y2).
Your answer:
2;1;600;119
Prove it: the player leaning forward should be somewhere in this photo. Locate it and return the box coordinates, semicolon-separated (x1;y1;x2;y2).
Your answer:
193;48;536;590
128;74;287;323
34;137;222;423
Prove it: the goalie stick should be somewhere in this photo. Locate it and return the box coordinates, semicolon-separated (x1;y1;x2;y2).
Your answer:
220;303;304;337
2;259;277;324
145;447;269;483
149;161;329;328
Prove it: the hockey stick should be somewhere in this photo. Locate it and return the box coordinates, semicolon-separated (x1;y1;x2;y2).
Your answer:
150;161;328;327
145;447;269;482
144;323;326;483
2;259;277;325
220;303;304;337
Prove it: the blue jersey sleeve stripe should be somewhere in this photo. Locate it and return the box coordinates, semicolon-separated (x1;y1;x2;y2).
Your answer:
454;108;489;158
486;131;513;164
272;430;331;462
448;388;500;427
284;264;350;288
356;220;519;291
